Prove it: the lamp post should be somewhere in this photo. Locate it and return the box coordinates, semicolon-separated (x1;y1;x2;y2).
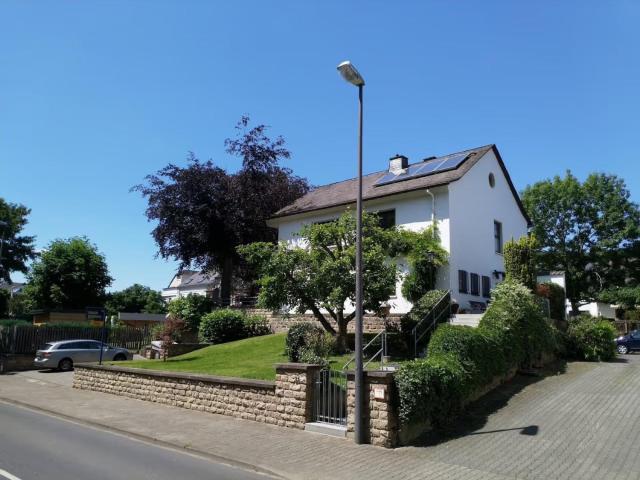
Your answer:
337;60;365;445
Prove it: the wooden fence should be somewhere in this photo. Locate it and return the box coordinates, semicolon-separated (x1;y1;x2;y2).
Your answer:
0;325;152;354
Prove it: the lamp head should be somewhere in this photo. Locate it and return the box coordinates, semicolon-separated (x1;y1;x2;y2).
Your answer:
337;61;365;86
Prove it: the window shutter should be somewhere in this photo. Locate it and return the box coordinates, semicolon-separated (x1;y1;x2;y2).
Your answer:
458;270;468;293
470;273;479;296
482;275;491;298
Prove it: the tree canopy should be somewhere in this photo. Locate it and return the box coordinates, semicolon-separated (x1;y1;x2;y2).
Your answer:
239;212;405;350
24;237;112;310
105;284;166;317
133;116;309;298
522;171;640;312
0;198;36;283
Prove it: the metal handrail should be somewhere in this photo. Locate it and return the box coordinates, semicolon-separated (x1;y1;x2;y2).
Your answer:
411;290;451;358
342;329;388;371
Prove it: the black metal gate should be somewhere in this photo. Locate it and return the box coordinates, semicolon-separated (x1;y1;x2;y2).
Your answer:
313;368;347;426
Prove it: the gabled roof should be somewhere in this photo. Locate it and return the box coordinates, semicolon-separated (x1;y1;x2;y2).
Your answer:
271;144;531;226
165;270;219;290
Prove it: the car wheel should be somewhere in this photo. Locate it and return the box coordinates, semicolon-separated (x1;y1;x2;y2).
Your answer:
58;358;74;371
113;354;126;361
617;345;629;355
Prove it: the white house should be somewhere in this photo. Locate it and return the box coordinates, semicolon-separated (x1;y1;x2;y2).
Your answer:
537;271;617;319
161;270;220;302
268;144;530;314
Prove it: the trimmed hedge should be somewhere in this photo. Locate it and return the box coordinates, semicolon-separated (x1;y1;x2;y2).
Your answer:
567;314;616;361
395;353;468;428
199;309;271;344
396;280;557;427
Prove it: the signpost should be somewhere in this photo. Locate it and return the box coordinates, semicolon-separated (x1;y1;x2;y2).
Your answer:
86;307;107;365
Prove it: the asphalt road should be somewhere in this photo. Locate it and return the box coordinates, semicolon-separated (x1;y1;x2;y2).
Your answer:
0;402;273;480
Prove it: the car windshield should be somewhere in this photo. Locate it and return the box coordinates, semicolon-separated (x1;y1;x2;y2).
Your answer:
39;343;54;351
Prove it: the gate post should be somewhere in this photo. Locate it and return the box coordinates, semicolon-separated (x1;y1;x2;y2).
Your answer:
346;370;399;447
274;363;323;428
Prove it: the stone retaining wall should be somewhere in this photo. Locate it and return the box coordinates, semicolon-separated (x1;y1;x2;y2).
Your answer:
242;308;401;333
73;363;321;429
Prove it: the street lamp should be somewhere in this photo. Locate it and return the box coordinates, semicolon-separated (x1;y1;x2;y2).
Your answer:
337;60;365;445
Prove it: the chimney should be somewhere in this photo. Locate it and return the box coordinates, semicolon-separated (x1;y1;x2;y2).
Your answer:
388;154;408;173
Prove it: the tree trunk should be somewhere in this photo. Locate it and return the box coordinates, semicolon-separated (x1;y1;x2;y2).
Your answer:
220;257;233;302
570;299;580;317
335;313;348;354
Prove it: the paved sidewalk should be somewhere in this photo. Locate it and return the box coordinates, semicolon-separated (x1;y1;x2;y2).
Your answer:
2;358;640;480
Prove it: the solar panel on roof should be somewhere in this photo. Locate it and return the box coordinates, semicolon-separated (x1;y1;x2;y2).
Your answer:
374;153;468;187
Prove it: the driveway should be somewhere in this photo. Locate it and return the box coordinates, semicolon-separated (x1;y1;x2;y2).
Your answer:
1;356;640;479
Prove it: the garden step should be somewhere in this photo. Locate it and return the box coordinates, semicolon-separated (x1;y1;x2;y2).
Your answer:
450;314;483;328
304;422;347;438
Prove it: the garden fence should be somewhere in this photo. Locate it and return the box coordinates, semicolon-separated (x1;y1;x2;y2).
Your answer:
0;325;152;354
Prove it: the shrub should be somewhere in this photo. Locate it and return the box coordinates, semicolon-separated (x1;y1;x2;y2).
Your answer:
567;314;616;361
199;309;246;344
243;314;272;337
479;280;555;367
503;235;537;289
285;322;327;362
536;282;566;321
397;280;559;429
395;354;469;427
299;332;336;366
428;324;509;388
167;294;214;333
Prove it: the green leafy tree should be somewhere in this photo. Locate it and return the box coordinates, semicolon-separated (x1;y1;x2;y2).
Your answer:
503;235;538;289
399;226;448;303
105;284;166;317
522;171;640;314
238;212;400;351
166;294;214;332
599;286;640;309
23;237;113;309
0;198;36;282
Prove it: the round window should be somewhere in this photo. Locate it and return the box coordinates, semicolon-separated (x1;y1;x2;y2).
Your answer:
488;173;495;188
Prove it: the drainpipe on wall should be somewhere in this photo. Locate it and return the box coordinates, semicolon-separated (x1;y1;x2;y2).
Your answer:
425;189;436;225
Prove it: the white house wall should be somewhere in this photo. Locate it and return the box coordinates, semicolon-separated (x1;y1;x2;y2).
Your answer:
272;188;450;314
447;150;528;309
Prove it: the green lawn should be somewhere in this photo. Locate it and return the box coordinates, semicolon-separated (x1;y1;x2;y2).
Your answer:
116;334;290;380
113;333;405;380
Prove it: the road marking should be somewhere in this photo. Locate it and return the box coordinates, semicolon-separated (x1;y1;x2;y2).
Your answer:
0;469;23;480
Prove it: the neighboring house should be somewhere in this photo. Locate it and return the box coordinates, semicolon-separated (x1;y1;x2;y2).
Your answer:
161;270;220;302
268;144;530;314
537;271;617;319
118;312;167;328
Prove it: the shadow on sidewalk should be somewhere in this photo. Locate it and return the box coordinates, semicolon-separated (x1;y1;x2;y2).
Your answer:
409;360;567;447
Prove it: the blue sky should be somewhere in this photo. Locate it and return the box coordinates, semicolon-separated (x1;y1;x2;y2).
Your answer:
1;1;638;291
